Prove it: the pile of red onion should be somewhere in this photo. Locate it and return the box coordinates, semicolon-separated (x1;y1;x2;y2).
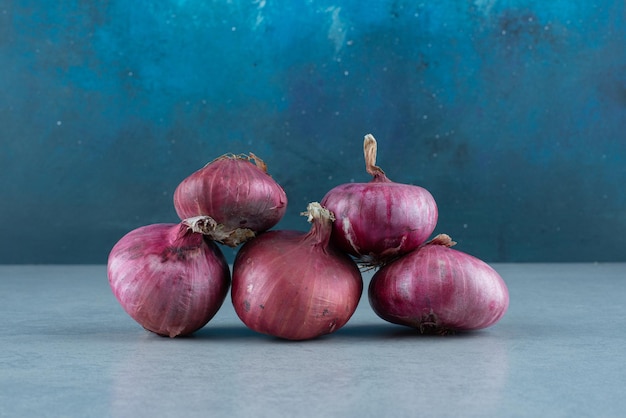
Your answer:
322;134;509;334
107;134;508;339
107;153;289;337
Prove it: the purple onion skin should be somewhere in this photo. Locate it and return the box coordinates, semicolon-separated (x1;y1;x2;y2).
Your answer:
231;205;363;340
107;223;231;338
173;155;287;237
321;180;438;264
368;235;509;334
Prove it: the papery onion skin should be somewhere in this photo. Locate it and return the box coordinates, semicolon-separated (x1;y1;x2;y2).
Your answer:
322;182;438;263
231;203;363;341
321;134;438;265
173;153;288;247
107;222;231;337
368;234;509;334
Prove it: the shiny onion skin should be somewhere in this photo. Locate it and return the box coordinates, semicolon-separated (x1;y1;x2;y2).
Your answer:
173;153;288;247
231;202;363;341
107;221;231;338
368;234;509;334
321;134;438;265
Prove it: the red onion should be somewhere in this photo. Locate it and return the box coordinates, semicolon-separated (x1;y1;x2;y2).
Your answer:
231;202;363;340
368;234;509;334
321;134;438;265
107;218;231;337
173;153;288;247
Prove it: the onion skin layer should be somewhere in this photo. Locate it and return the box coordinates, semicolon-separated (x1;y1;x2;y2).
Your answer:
321;180;438;264
173;154;287;247
231;204;363;341
107;223;231;338
368;235;509;334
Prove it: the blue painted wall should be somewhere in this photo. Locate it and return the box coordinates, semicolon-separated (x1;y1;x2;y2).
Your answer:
2;1;625;263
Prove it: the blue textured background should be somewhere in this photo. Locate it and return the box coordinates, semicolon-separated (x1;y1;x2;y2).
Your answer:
2;1;625;264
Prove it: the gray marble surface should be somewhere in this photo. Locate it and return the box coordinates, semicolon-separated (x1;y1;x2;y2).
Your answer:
1;264;625;417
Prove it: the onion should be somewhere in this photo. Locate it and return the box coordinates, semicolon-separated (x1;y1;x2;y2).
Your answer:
107;218;231;338
231;202;363;340
368;234;509;334
173;153;288;247
321;134;438;265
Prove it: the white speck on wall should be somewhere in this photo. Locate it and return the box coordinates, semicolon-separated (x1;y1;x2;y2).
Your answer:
56;120;62;126
326;6;346;56
255;14;264;28
474;0;497;15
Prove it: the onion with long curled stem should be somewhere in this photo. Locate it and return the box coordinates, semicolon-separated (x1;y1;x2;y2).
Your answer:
321;134;438;265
